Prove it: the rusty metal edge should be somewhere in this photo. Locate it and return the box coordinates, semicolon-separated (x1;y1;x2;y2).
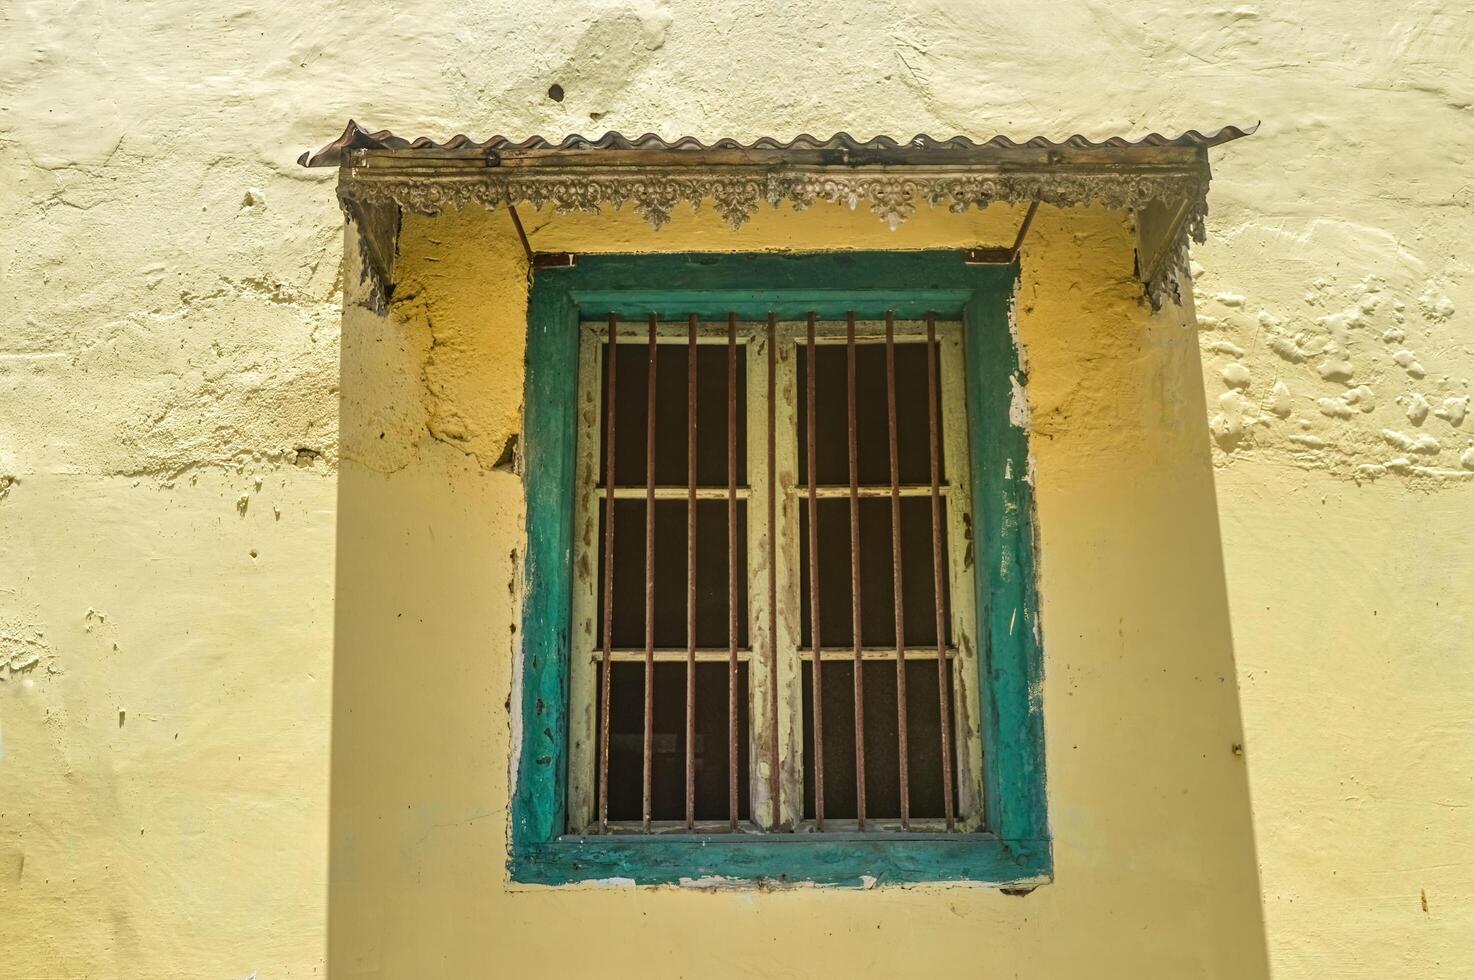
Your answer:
300;119;1259;169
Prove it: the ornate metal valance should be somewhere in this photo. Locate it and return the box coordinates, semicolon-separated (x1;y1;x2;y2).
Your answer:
301;121;1255;311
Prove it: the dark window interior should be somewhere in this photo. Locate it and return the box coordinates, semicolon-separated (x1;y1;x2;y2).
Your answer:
589;328;961;827
600;662;750;823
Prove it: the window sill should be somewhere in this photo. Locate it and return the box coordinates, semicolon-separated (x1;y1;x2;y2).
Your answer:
510;833;1051;888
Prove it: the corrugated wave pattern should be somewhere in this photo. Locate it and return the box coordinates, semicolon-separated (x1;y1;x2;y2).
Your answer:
300;120;1257;167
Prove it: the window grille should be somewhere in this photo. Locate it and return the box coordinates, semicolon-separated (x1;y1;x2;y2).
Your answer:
568;311;983;834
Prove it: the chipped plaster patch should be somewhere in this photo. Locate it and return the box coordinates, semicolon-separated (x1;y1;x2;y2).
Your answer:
1;619;58;681
1196;265;1472;485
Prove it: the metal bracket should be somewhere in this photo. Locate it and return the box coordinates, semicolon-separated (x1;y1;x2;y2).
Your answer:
1133;195;1193;308
344;195;401;313
964;198;1040;266
509;203;577;270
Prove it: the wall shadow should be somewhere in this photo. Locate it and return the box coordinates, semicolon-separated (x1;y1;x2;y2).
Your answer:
1015;205;1271;976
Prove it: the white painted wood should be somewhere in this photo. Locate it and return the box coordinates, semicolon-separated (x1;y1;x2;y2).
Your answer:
591;649;754;663
939;324;987;831
599;486;753;499
788;484;948;498
770;322;807;829
568;316;984;834
600;319;913;344
566;325;604;833
744;327;779;830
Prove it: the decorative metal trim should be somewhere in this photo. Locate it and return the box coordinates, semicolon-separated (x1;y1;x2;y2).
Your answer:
335;162;1213;309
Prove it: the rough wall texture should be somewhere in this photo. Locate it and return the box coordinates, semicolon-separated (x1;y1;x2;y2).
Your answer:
328;202;1271;980
2;1;1471;978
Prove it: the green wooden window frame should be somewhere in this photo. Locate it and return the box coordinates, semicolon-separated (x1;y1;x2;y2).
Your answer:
512;251;1048;887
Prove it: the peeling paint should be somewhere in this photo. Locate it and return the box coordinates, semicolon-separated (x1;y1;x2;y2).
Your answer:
5;1;1473;978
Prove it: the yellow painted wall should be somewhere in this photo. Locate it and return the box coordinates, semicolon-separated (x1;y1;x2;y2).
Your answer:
3;2;1471;978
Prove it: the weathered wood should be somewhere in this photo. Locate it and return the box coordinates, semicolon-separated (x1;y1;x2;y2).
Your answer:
963;272;1049;852
940;325;987;830
511;278;578;848
770;323;807;831
744;330;782;830
514;834;1048;888
512;251;1048;886
565;328;602;832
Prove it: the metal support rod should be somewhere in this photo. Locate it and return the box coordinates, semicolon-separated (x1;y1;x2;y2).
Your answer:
598;314;618;833
685;314;699;831
845;311;868;830
507;204;534;266
1010;198;1040;260
642;313;658;832
962;198;1041;266
884;311;912;829
727;312;740;831
926;312;957;830
805;312;825;830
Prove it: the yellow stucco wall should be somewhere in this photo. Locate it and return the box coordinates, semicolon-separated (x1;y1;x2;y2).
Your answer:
3;2;1471;978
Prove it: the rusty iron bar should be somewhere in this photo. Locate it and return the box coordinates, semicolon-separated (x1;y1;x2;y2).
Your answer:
926;312;956;831
506;204;534;266
727;312;740;831
845;311;868;830
598;314;619;834
685;314;699;831
642;313;658;833
884;312;912;829
805;312;825;830
766;313;781;830
1011;198;1041;259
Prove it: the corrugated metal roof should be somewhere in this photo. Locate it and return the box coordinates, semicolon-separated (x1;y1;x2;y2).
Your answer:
299;119;1257;168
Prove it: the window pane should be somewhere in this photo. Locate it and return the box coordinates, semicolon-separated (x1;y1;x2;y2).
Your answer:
800;659;959;821
799;497;953;650
599;500;749;651
599;661;750;823
601;338;747;487
795;336;944;488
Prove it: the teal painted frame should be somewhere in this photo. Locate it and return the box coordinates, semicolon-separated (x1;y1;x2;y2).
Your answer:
512;251;1048;887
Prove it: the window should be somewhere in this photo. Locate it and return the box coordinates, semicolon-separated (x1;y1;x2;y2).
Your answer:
513;252;1048;886
568;312;981;834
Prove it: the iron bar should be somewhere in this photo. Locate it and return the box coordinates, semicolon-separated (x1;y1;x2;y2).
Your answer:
685;314;698;831
926;313;956;831
884;311;912;829
589;486;949;501
594;648;757;663
600;321;924;345
846;311;867;830
767;312;781;830
642;313;658;833
805;312;825;830
727;312;740;831
593;647;949;663
598;314;618;834
506;204;534;266
598;484;955;499
593;816;955;835
1011;198;1040;258
793;485;943;498
597;486;751;500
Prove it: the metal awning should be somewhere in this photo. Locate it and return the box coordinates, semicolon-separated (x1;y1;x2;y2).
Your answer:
301;120;1255;310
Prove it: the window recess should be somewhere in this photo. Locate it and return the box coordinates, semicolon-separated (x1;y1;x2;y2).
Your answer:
513;251;1049;887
